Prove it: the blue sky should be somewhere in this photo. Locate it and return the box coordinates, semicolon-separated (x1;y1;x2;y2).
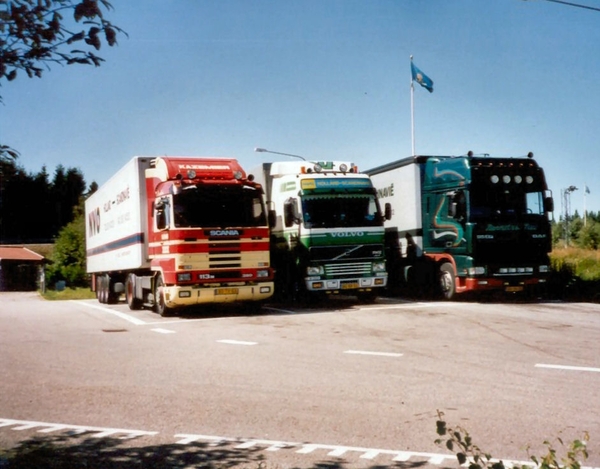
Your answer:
2;0;599;217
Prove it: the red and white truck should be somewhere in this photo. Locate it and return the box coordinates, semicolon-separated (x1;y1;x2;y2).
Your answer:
85;156;274;315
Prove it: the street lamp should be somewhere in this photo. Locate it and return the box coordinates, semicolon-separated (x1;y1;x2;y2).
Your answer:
562;185;578;247
254;147;306;161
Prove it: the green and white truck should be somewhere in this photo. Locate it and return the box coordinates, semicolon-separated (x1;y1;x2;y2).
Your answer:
366;152;554;299
252;160;390;302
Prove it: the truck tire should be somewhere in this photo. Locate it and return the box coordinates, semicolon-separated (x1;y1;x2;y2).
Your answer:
154;274;174;317
438;262;456;300
125;273;143;310
97;275;113;304
105;274;119;304
96;276;106;304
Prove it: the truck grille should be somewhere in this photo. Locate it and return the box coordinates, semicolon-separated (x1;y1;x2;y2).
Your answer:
208;254;242;269
325;262;372;278
309;244;384;261
208;240;242;269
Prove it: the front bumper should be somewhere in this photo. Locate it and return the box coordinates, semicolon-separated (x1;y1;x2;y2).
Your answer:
162;282;274;307
305;275;387;292
461;276;547;293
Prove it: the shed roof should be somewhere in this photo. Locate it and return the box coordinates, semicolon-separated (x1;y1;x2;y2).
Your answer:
0;246;45;262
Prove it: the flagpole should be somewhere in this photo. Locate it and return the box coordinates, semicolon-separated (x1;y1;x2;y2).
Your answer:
410;55;415;156
584;182;587;226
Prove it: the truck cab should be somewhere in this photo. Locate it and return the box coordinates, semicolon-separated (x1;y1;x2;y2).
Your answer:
253;160;389;303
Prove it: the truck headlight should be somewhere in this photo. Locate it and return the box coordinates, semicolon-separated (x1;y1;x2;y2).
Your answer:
256;269;269;278
372;261;386;272
307;266;324;275
468;266;485;276
539;265;549;273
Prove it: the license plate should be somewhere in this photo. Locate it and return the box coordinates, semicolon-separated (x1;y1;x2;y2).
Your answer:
505;286;523;293
341;282;359;290
216;288;239;295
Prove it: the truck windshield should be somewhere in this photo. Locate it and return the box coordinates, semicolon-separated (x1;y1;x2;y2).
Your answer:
470;187;545;221
301;194;382;228
173;185;266;228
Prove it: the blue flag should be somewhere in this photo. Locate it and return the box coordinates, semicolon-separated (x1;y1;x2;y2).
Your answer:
411;61;434;93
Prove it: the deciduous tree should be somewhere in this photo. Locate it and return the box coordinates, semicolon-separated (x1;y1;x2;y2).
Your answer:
0;0;125;160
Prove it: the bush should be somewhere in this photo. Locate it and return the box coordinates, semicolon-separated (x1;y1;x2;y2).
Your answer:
47;214;88;287
435;411;590;469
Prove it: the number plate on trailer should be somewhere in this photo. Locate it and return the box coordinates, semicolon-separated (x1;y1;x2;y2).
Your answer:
505;286;524;293
341;282;359;290
216;288;239;295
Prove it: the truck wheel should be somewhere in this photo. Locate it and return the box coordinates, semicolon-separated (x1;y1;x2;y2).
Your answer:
154;274;174;317
125;274;143;310
439;263;456;300
98;275;111;304
106;275;119;304
96;276;106;304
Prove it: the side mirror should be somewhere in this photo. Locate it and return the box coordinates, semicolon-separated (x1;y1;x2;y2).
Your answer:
384;203;392;220
545;196;554;213
284;198;300;228
155;197;170;230
268;209;277;228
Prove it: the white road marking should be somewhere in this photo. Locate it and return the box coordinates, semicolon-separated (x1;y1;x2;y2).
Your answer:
12;423;39;430
151;328;176;334
174;434;222;445
236;441;258;449
217;339;258;346
145;317;229;325
328;447;347;457
358;303;440;311
75;301;147;326
0;418;157;439
171;434;561;467
263;306;297;315
344;350;403;358
535;363;600;373
2;420;599;468
75;299;440;329
361;449;380;459
38;425;68;433
392;451;412;461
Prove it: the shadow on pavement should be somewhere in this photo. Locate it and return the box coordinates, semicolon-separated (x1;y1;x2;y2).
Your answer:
0;433;434;469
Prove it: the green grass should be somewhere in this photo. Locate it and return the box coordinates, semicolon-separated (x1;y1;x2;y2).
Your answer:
551;247;600;281
549;247;600;302
40;287;96;301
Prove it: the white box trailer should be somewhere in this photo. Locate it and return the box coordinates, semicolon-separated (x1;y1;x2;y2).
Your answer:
85;156;152;274
369;160;423;258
